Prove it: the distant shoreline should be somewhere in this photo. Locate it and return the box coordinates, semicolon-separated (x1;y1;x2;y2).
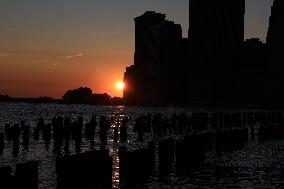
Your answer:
0;97;124;106
1;99;283;111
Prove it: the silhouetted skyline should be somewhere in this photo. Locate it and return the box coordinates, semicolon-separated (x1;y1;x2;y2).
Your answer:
123;0;284;107
0;0;274;98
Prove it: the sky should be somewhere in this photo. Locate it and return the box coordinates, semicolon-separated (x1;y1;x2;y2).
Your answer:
0;0;274;98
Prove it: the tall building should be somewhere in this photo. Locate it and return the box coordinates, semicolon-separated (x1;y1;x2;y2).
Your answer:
267;0;284;47
123;11;188;105
189;0;245;64
123;0;284;107
266;0;284;102
189;0;245;101
240;38;267;104
124;0;246;106
134;11;166;67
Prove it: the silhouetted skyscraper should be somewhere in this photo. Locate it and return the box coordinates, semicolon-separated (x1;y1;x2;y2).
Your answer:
124;12;167;105
134;11;166;67
239;38;267;104
189;0;245;64
124;11;188;105
189;0;245;101
266;0;284;102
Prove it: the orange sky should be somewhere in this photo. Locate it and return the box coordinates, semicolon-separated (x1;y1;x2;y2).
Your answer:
0;0;189;98
0;47;133;98
0;0;274;98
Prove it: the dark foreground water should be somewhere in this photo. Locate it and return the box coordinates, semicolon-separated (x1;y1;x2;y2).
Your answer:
0;102;284;189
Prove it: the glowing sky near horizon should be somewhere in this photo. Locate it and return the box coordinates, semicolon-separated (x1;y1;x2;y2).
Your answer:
0;0;274;98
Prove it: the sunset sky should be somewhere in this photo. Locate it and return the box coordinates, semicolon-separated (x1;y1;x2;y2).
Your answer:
0;0;274;98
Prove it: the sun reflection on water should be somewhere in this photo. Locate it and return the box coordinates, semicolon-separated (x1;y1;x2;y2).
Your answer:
110;106;126;189
110;148;120;189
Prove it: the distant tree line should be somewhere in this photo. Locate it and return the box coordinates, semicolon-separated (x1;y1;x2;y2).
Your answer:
0;87;123;105
0;94;11;102
62;87;123;105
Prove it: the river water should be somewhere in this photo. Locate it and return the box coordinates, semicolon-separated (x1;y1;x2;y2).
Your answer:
0;102;284;189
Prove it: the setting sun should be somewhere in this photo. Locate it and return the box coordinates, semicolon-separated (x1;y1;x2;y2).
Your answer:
116;81;125;90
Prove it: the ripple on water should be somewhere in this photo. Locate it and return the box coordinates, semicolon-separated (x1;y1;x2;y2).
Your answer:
1;102;284;188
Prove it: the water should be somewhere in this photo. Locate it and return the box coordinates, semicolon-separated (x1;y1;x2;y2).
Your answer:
0;102;284;188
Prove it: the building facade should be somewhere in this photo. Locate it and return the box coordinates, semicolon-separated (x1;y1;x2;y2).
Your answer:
189;0;245;102
123;11;189;105
123;0;284;107
266;0;284;103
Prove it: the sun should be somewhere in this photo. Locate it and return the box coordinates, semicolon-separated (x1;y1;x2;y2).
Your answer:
116;81;125;90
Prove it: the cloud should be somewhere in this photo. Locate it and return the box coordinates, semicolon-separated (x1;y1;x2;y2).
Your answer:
53;62;59;66
0;53;11;58
40;59;49;63
62;53;88;59
37;52;88;67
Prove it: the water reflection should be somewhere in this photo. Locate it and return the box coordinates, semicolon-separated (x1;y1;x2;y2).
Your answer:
110;148;120;189
0;103;284;188
110;105;125;188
